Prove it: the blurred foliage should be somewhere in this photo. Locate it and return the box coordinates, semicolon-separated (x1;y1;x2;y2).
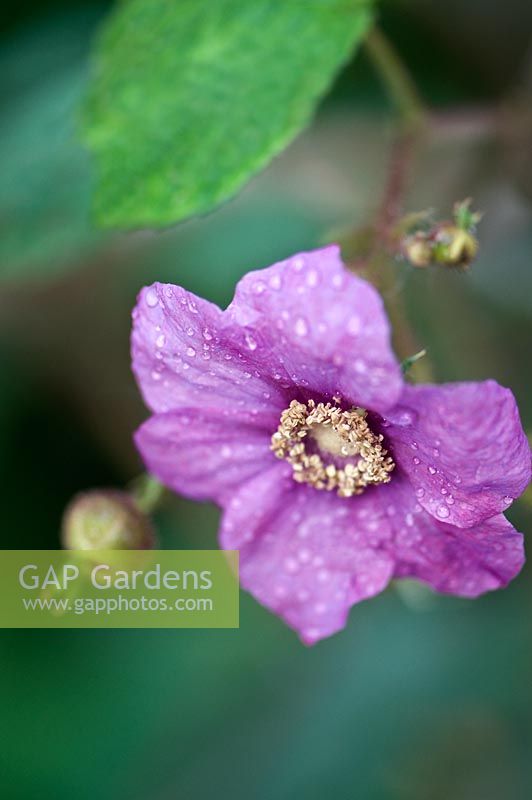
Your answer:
1;1;532;799
0;6;109;282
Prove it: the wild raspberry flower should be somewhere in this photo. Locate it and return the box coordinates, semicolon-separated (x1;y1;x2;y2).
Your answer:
131;246;530;644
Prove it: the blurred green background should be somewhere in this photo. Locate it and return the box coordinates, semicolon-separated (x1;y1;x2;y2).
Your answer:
1;1;532;798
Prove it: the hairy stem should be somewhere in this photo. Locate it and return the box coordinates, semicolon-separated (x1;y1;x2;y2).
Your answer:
364;26;425;131
362;26;434;382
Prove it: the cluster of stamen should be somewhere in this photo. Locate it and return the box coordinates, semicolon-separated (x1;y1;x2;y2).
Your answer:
271;399;395;498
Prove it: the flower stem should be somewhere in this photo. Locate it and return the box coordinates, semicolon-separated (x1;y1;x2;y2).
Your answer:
362;27;434;382
130;473;165;514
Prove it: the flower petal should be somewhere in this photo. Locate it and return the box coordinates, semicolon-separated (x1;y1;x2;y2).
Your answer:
384;381;531;528
131;283;286;418
225;245;403;413
388;484;525;596
220;469;395;644
135;407;275;504
220;468;524;642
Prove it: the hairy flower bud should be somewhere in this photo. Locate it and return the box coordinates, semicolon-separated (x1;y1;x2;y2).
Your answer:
402;233;432;267
432;224;479;269
62;490;155;550
399;199;481;270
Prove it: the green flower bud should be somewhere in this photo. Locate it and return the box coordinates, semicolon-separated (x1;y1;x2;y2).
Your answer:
402;233;432;268
433;224;479;269
62;490;156;550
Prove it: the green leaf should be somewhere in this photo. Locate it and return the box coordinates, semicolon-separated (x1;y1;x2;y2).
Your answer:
83;0;373;229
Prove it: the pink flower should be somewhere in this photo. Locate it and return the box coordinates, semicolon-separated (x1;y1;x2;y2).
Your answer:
131;246;530;644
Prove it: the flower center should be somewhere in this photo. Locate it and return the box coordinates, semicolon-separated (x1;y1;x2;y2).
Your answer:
271;399;395;498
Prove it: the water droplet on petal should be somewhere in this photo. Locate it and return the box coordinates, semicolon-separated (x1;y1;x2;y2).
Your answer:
294;317;308;337
269;274;282;290
347;315;361;335
186;346;196;357
413;457;420;465
155;334;165;348
145;289;158;308
436;505;450;519
428;466;437;475
244;332;257;351
306;270;319;287
284;557;299;574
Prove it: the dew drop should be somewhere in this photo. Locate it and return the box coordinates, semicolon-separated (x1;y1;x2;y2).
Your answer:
294;317;308;337
347;315;361;335
413;457;420;465
269;274;282;290
283;557;299;574
436;505;450;519
428;466;437;475
244;332;257;351
186;346;196;357
306;269;319;287
202;328;213;341
145;289;158;308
